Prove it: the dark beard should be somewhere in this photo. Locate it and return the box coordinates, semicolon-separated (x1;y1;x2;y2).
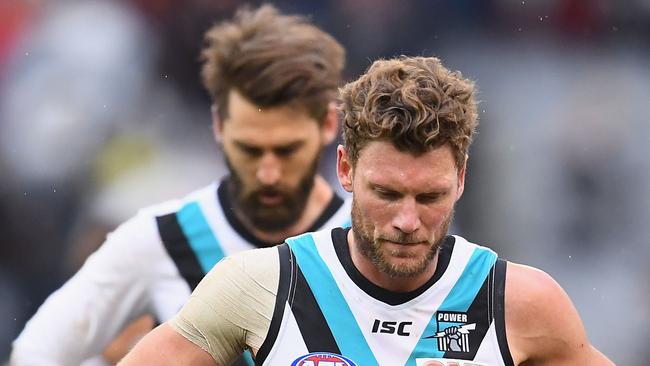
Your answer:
226;155;320;231
351;199;452;278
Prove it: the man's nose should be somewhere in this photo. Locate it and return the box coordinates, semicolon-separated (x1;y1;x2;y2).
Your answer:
392;197;421;234
256;153;281;185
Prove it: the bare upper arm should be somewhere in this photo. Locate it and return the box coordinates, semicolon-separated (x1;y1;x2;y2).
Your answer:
118;323;217;366
504;262;613;365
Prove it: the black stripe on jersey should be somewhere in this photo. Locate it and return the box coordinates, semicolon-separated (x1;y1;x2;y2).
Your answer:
441;260;495;360
156;213;203;290
332;227;455;305
255;244;293;365
289;254;341;354
494;258;515;366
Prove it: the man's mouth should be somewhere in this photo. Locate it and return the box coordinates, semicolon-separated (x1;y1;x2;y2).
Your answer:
381;239;427;247
257;192;284;205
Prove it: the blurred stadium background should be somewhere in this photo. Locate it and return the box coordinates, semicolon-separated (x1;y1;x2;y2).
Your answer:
1;0;649;364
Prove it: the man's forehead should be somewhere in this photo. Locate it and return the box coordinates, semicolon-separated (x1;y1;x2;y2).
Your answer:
357;141;455;164
224;96;319;131
362;165;456;188
354;141;458;185
226;120;316;142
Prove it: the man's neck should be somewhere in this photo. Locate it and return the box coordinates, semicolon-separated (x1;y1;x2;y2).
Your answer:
238;176;334;244
346;229;439;293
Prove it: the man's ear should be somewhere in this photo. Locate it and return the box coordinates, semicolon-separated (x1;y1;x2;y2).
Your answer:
211;104;223;144
321;102;339;146
456;154;468;201
337;145;353;193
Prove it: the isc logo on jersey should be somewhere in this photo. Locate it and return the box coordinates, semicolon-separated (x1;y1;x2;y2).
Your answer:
291;352;358;366
415;359;487;366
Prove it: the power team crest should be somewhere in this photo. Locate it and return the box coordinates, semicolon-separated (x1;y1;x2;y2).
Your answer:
426;311;476;353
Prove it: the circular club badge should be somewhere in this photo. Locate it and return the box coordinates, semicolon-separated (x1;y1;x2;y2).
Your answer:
291;352;358;366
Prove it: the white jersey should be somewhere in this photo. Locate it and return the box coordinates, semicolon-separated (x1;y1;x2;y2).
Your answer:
10;180;351;366
257;228;513;366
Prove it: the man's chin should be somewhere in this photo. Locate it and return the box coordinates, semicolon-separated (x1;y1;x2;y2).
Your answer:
383;260;431;278
375;247;436;277
383;241;432;259
249;212;296;231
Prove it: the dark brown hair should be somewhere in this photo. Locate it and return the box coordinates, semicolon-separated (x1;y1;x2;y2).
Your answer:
340;56;478;169
201;4;345;122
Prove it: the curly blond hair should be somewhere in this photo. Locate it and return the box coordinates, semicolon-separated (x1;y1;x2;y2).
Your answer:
340;56;478;168
201;4;345;123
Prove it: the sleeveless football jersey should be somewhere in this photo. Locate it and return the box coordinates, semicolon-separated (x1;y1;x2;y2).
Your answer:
255;228;514;366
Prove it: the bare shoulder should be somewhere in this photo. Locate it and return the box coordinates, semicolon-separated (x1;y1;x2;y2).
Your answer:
504;262;613;365
505;262;565;321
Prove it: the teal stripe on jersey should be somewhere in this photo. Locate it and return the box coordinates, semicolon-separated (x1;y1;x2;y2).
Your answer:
405;246;497;365
341;218;352;228
243;350;254;365
287;233;379;366
177;202;225;274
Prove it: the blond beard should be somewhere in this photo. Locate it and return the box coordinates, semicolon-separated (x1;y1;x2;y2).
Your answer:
351;199;453;278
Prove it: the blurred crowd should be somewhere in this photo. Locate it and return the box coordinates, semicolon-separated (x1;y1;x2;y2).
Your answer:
1;0;649;364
